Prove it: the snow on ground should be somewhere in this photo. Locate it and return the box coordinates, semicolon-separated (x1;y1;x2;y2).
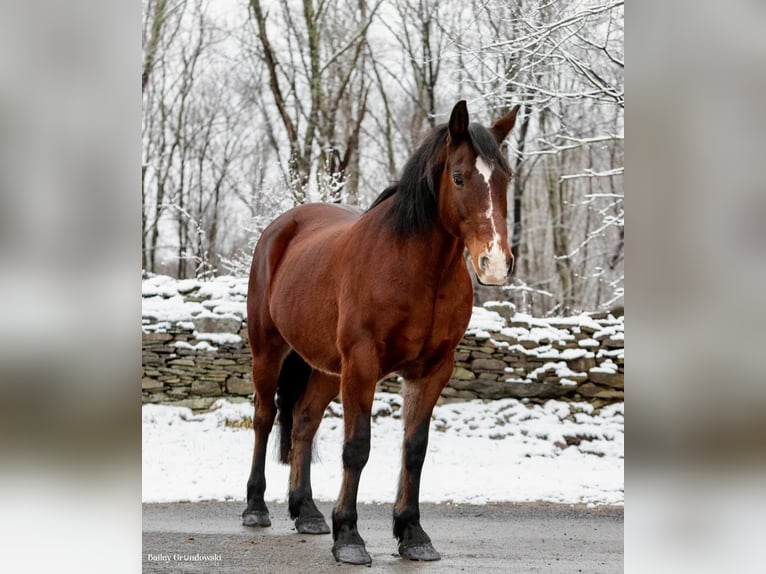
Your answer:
142;276;624;505
143;394;623;506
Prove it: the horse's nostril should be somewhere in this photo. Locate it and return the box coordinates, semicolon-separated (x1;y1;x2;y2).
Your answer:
479;256;490;271
507;257;515;274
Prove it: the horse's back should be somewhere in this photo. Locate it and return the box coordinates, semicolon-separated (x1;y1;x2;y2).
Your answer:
250;202;359;279
274;203;361;237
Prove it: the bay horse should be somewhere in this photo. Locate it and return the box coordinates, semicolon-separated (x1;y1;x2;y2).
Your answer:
243;101;519;565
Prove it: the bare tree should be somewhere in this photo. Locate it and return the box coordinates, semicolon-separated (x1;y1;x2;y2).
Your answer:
143;0;254;276
141;0;624;315
245;0;380;204
455;0;624;313
142;0;193;274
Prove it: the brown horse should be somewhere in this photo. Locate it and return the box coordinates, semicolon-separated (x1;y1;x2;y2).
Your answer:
243;101;519;565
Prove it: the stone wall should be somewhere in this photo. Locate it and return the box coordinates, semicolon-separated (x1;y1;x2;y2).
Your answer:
142;325;253;411
377;307;623;407
141;276;624;410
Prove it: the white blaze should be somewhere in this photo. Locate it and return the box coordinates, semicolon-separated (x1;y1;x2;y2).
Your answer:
474;156;506;282
476;156;493;189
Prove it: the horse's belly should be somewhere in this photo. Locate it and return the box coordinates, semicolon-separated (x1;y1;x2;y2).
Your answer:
274;309;342;375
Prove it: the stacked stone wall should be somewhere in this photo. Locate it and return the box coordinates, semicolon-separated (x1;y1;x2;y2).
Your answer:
142;278;623;410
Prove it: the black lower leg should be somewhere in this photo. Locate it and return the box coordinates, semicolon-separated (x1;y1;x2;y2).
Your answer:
242;347;284;527
243;422;273;526
290;490;329;534
288;486;319;519
288;398;332;534
331;424;372;564
245;473;268;513
288;446;316;518
394;419;440;560
289;461;330;534
332;430;370;544
394;419;428;541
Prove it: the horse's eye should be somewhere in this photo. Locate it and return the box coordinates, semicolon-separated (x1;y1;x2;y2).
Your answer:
453;174;464;186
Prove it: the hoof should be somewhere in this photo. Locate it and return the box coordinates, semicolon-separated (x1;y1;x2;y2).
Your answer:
399;542;441;561
332;543;372;565
242;511;271;527
295;516;330;535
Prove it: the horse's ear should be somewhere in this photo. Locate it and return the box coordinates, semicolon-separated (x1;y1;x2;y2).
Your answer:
448;100;469;142
490;105;521;143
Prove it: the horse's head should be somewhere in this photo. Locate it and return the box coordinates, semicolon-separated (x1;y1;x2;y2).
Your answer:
439;101;519;286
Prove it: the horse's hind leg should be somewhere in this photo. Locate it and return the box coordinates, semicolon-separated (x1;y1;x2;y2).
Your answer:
288;371;339;534
393;359;453;561
242;340;288;527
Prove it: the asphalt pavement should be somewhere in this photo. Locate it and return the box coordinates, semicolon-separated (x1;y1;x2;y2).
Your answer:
143;501;623;573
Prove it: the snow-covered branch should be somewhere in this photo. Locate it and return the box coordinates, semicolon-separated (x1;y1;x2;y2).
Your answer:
560;167;624;181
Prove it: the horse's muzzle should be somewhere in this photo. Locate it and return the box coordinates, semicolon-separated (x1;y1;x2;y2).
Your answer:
475;249;513;286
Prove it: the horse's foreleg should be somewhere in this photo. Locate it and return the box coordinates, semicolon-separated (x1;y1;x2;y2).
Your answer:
288;370;339;535
331;348;378;565
243;352;284;527
393;359;453;561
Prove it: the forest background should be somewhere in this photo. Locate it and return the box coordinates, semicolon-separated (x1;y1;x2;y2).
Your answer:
141;0;624;315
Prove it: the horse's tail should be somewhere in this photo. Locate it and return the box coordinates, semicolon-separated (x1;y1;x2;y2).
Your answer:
275;350;312;464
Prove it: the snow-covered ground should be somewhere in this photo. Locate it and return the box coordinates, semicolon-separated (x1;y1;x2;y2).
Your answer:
143;275;624;506
143;394;623;506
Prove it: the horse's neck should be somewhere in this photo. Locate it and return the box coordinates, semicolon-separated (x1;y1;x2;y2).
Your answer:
425;226;464;270
359;197;468;291
398;223;467;292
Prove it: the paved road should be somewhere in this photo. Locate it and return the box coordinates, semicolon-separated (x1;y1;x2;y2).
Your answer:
143;501;623;573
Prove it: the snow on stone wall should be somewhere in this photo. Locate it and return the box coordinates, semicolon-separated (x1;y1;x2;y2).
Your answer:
142;275;624;410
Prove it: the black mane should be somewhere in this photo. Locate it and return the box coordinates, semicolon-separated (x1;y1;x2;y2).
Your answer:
368;122;510;236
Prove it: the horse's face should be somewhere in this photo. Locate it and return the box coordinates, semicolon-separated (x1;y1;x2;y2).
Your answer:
440;101;520;286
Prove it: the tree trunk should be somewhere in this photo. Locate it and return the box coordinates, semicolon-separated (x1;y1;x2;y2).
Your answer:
142;0;169;94
510;102;532;261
